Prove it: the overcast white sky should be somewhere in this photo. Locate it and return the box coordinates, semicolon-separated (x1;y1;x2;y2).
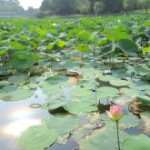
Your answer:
18;0;43;10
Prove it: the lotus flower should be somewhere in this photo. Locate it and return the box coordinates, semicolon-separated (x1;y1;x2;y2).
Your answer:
106;105;123;121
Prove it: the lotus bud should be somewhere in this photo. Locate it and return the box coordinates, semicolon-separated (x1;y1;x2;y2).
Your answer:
106;105;123;121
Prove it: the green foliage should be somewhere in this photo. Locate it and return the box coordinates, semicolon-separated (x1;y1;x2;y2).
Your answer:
17;125;58;150
10;52;36;70
118;39;138;56
123;134;150;150
94;1;105;14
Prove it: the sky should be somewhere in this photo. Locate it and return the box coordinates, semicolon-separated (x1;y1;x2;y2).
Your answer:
18;0;43;10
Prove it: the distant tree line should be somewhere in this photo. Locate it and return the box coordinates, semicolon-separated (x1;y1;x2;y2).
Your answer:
0;0;23;12
0;0;39;17
38;0;150;17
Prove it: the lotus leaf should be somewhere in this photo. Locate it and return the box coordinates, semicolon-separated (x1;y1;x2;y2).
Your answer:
43;115;80;135
123;134;150;150
97;86;120;99
64;101;97;115
17;125;58;150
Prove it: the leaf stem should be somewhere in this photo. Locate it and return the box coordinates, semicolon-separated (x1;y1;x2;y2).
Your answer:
116;120;121;150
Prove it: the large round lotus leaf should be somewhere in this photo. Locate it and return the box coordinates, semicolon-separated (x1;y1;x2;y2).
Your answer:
140;112;150;134
70;86;92;97
0;87;33;101
130;65;150;76
109;79;130;87
17;125;58;150
123;134;150;150
97;86;120;99
10;52;35;70
120;88;139;98
136;95;150;105
119;112;140;128
8;74;26;85
99;75;117;82
41;99;66;111
129;81;150;90
118;39;138;56
45;75;68;84
40;82;63;96
101;112;140;128
43;115;80;135
64;101;97;115
79;125;127;150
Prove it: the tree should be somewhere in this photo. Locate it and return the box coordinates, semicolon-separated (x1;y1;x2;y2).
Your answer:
123;0;139;11
40;0;76;15
94;1;105;15
139;0;150;13
0;0;23;12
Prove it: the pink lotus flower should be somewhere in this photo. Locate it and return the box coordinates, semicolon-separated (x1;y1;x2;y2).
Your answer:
106;105;123;121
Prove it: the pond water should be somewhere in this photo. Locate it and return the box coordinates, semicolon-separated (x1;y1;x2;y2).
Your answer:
0;88;48;150
0;88;79;150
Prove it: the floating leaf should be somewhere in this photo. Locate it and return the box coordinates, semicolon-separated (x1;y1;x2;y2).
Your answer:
109;79;130;87
64;101;97;115
0;87;33;101
123;134;150;150
136;95;150;105
70;86;92;97
119;112;140;128
120;88;139;98
99;75;117;82
45;75;68;84
17;125;58;150
43;115;80;135
97;86;120;99
129;80;150;90
80;125;127;150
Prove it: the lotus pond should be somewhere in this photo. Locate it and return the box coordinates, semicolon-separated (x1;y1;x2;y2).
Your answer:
0;15;150;150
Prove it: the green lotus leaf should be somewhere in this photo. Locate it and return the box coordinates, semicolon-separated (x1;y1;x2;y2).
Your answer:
109;79;130;87
77;44;90;53
118;39;138;56
64;100;97;115
10;52;36;70
119;112;140;128
136;95;150;105
17;125;58;150
99;75;118;82
129;81;150;90
56;40;66;48
70;86;92;97
0;87;33;101
8;74;26;85
45;75;68;84
43;115;80;135
123;134;150;150
97;86;120;99
79;125;127;150
120;88;139;98
41;97;66;111
101;112;140;128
